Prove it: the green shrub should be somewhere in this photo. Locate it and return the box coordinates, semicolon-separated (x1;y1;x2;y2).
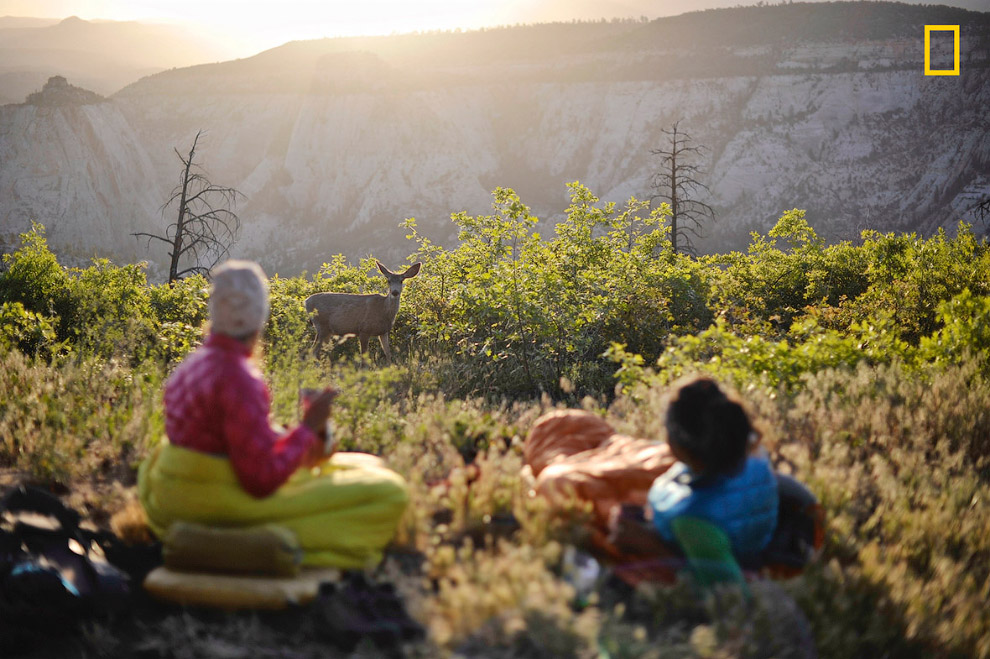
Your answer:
852;225;990;343
0;222;70;316
401;183;709;398
920;288;990;372
148;274;209;363
0;301;63;357
63;259;159;361
1;224;208;364
709;210;870;335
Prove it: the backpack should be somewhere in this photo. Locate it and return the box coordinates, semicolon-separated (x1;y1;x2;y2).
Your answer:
745;473;825;577
0;486;133;652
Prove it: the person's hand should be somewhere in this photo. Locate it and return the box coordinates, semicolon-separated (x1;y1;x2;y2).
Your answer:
302;387;339;437
302;436;326;469
607;504;667;556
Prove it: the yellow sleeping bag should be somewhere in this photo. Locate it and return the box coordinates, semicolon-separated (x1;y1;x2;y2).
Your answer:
138;442;409;569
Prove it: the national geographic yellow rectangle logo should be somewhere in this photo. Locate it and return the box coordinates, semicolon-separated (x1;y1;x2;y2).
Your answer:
925;25;960;76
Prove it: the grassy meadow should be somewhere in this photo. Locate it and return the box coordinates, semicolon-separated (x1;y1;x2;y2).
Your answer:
1;185;989;658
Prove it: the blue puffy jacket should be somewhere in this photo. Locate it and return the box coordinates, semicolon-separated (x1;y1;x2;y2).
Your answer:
648;454;778;560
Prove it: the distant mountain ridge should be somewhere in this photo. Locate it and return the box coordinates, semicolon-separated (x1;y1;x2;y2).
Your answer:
0;16;60;28
0;15;237;104
117;1;990;96
1;2;988;278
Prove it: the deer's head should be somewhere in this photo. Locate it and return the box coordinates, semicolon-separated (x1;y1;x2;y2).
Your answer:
377;261;422;300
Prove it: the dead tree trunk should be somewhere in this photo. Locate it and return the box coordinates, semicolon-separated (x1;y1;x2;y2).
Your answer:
134;130;243;283
650;121;716;255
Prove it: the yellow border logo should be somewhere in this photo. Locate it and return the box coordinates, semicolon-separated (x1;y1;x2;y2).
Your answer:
924;25;960;76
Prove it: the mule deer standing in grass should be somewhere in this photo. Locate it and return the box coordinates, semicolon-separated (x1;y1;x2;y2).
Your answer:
305;261;422;360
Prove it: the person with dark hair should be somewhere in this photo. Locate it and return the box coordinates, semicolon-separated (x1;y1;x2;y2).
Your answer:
637;376;779;585
525;375;813;589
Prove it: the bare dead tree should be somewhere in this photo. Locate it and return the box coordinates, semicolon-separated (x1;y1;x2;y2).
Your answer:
974;196;990;228
134;130;242;283
650;121;716;255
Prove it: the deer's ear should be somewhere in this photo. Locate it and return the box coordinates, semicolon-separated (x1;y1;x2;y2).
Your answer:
377;261;393;277
403;262;422;279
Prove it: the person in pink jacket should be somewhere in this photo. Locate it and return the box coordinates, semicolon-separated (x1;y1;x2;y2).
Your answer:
163;260;337;497
140;260;409;571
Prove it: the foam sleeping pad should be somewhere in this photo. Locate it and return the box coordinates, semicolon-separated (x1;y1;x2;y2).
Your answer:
142;565;339;610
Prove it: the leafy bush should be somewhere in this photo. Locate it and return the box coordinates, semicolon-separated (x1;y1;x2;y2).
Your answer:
1;225;207;364
851;225;990;342
709;217;990;345
0;222;70;317
920;288;990;372
614;290;987;396
148;274;209;363
62;259;159;360
401;183;709;397
639;311;914;393
710;209;870;334
0;301;63;357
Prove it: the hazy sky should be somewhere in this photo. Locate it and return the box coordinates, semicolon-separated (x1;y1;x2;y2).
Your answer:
12;1;543;55
1;0;986;56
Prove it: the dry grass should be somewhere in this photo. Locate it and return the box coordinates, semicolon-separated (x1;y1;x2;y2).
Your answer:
2;349;988;658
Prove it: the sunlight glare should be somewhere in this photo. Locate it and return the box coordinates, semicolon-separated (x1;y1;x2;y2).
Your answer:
111;0;497;53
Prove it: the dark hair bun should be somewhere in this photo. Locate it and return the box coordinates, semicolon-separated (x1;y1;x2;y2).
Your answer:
666;377;752;475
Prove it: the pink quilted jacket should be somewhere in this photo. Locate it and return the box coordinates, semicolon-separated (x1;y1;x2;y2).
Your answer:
163;332;317;497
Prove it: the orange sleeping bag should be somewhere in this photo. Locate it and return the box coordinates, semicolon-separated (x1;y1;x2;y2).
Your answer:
524;410;675;532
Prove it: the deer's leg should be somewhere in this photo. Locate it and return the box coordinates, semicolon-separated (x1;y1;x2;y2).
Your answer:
379;333;391;362
311;325;325;358
359;334;370;355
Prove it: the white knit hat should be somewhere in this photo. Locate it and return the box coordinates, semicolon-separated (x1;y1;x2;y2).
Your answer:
208;260;270;338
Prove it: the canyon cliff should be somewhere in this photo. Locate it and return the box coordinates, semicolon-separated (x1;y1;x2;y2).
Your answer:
1;3;987;277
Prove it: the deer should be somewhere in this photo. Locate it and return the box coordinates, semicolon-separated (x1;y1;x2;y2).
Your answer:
305;261;422;360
